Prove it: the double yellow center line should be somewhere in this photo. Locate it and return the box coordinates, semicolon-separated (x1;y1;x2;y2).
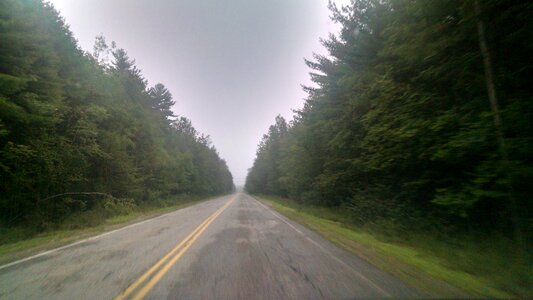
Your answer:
115;197;236;300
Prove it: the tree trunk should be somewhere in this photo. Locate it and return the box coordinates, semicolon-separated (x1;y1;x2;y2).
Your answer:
474;0;524;259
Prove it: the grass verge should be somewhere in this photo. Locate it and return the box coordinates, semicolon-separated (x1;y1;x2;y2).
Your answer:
256;195;525;298
0;195;217;266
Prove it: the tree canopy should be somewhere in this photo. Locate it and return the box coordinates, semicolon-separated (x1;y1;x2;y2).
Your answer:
246;0;533;236
0;0;234;228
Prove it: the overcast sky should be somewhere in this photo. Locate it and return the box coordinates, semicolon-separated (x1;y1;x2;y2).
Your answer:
49;0;348;185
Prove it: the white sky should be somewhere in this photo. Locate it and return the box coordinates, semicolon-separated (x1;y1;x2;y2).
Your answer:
48;0;350;185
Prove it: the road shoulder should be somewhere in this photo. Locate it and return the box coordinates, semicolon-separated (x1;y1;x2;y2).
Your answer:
254;195;507;298
0;196;216;267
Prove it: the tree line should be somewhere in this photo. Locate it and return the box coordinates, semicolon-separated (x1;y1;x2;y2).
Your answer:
0;0;234;229
246;0;532;239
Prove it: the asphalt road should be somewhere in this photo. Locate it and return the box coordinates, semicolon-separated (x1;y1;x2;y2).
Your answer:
0;193;423;299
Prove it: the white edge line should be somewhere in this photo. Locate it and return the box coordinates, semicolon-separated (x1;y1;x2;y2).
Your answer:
249;195;391;297
0;196;229;271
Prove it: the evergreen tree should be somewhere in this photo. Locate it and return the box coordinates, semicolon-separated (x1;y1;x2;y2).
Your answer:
246;0;532;239
149;83;175;120
0;0;234;228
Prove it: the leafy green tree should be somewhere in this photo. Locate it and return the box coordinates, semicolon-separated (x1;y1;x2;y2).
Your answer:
246;0;532;237
149;83;176;120
0;0;234;228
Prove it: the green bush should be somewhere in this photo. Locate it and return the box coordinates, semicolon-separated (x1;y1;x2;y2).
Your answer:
101;197;136;217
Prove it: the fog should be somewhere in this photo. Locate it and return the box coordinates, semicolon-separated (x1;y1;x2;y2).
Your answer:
49;0;349;185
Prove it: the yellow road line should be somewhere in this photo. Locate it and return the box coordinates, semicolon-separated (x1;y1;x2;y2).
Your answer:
115;212;216;300
115;197;235;300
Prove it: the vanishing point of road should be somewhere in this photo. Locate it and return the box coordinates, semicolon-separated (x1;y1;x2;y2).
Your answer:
0;193;423;299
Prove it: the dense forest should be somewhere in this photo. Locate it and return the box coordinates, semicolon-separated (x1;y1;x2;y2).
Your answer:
0;0;234;230
246;0;531;251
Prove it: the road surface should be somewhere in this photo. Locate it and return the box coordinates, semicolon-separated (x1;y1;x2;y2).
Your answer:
0;193;423;299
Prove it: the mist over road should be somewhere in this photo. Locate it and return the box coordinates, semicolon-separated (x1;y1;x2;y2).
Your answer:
0;193;422;299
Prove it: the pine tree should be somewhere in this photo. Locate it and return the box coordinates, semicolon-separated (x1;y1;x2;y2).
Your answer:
149;83;176;120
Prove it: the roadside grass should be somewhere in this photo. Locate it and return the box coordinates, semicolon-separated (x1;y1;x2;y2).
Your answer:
0;195;218;265
256;195;530;298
